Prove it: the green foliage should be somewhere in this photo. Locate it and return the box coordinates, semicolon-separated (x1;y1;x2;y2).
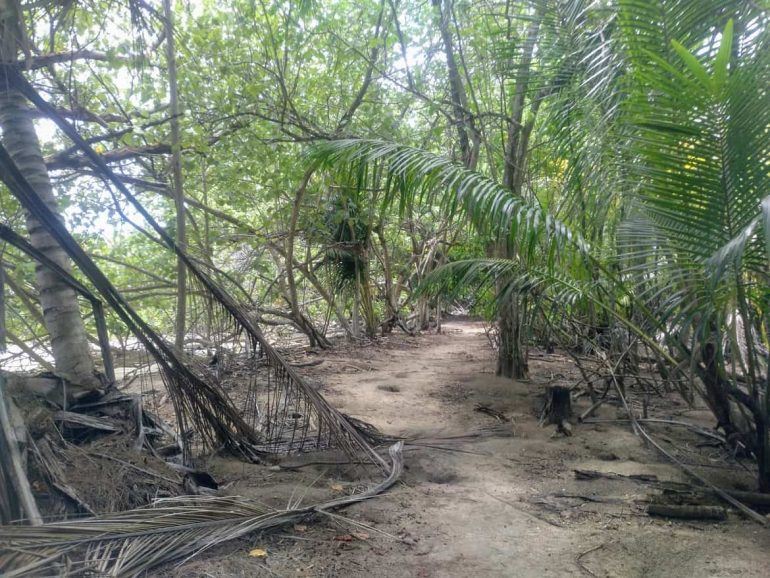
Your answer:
3;0;770;483
311;139;586;255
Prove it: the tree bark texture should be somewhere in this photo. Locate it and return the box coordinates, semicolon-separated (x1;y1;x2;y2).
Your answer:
0;0;97;388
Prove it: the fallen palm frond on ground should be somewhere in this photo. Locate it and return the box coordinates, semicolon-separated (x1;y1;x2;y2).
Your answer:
0;442;402;577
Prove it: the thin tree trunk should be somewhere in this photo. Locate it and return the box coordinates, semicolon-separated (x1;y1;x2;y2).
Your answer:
502;13;541;190
201;164;214;342
269;241;354;338
163;0;187;352
0;0;97;389
283;169;332;347
433;0;480;170
357;260;377;338
497;298;527;379
0;262;5;352
352;287;361;338
495;8;543;380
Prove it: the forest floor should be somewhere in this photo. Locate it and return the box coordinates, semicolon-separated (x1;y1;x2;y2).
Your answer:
172;319;770;577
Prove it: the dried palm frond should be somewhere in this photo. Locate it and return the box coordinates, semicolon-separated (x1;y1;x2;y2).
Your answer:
0;69;387;471
0;443;402;577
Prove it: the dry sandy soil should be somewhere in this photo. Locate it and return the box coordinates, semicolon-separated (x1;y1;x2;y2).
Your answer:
171;320;770;577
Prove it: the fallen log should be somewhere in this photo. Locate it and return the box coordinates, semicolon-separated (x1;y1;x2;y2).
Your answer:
722;489;770;508
662;485;770;509
647;503;726;521
574;469;659;483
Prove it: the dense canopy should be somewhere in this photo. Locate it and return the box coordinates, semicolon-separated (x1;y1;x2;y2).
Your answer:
1;0;769;574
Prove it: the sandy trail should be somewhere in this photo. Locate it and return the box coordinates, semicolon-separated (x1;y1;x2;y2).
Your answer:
177;320;770;577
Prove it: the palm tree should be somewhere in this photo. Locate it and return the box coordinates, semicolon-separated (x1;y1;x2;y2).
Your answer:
617;14;770;487
309;5;770;490
0;0;97;389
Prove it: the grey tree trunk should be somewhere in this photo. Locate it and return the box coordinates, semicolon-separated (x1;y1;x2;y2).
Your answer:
496;298;527;379
163;0;187;352
1;0;97;388
433;0;480;170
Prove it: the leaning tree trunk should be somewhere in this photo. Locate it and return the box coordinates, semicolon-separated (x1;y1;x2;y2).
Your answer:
0;0;97;389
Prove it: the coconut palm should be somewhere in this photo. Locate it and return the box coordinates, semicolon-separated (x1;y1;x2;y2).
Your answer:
617;14;770;486
0;0;98;389
310;3;770;490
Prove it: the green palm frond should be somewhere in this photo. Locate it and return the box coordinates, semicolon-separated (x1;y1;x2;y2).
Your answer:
706;195;770;279
619;17;770;298
415;258;590;311
617;0;757;64
309;139;588;255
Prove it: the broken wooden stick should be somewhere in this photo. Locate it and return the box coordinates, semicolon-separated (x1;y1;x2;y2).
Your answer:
578;397;606;422
0;375;43;525
473;404;510;422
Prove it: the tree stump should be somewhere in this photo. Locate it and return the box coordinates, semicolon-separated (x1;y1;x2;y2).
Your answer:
544;385;572;435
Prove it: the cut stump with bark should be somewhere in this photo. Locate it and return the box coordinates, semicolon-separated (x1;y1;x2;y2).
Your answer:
544;385;572;436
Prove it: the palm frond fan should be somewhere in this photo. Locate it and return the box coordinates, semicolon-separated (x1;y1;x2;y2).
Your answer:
319;193;370;289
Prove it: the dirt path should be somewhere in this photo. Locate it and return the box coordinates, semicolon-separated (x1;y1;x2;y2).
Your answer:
178;320;770;577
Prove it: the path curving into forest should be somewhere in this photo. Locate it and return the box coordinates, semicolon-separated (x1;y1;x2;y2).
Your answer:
177;320;770;577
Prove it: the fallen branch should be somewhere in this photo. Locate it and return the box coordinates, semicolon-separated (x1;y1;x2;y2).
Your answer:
484;492;564;528
473;404;510;422
290;359;324;368
578;397;607;422
574;469;658;484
